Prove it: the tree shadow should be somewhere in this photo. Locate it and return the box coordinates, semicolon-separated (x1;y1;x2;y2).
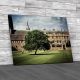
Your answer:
30;54;53;55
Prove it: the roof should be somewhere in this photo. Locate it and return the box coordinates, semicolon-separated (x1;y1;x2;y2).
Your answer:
46;31;69;35
11;30;69;41
11;30;27;41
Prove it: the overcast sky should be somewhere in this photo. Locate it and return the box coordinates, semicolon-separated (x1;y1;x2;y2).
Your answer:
11;15;68;32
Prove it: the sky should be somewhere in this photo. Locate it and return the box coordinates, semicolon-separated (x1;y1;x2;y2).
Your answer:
11;15;68;32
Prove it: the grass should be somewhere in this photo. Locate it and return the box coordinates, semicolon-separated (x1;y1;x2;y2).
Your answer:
13;50;73;65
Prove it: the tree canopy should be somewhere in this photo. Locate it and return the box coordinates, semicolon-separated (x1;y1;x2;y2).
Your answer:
24;30;50;54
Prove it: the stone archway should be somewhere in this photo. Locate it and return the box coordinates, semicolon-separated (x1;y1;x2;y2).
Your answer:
63;44;66;50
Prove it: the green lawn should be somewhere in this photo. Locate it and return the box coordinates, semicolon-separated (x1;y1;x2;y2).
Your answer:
13;50;73;65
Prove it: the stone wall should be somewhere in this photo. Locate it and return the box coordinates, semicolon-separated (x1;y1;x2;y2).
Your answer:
0;0;79;65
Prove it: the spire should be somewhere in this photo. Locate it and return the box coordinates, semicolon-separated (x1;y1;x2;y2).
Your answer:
26;21;30;30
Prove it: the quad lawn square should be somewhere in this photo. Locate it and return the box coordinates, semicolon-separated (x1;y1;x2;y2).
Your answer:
13;50;73;65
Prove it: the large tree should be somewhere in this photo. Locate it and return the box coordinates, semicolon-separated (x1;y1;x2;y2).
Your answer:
24;30;50;55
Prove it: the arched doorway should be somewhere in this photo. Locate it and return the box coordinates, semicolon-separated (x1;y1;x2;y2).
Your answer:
63;44;65;50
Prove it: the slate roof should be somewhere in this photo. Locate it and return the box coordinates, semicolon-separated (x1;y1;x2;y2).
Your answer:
11;30;27;41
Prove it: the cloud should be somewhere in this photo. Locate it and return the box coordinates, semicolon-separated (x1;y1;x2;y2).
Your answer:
12;15;68;31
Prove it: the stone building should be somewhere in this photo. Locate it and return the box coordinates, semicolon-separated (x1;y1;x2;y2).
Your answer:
10;21;30;51
46;31;70;50
10;29;70;51
9;16;70;51
11;31;26;51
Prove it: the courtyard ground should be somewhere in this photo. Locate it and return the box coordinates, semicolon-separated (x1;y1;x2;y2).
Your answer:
13;50;73;65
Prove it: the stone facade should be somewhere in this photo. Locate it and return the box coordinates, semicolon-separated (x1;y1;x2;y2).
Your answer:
47;32;70;50
11;30;70;51
11;31;26;51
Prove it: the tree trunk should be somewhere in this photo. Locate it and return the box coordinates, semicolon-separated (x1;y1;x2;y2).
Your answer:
35;49;37;55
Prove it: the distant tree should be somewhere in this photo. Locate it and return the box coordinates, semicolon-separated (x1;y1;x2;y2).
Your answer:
24;30;50;55
12;46;17;51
